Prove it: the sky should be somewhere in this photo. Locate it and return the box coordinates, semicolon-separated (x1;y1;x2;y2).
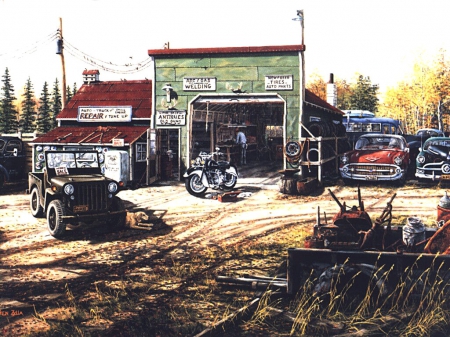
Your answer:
0;0;449;98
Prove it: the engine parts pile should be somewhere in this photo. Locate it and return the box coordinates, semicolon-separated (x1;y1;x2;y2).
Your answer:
304;187;450;254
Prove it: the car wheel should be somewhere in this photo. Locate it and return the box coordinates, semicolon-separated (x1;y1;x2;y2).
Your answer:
47;199;66;238
0;174;4;189
30;186;44;217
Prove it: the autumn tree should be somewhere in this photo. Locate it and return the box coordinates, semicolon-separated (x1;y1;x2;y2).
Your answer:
0;68;19;133
50;78;62;130
36;82;52;133
19;77;37;133
306;71;327;100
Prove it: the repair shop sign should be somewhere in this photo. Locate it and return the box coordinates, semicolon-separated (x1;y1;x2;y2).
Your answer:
156;110;186;126
77;106;132;122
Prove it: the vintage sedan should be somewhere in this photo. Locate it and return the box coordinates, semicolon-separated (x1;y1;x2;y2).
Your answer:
416;137;450;181
339;134;410;184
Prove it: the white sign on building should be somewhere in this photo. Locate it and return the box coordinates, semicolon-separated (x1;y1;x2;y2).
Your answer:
77;106;132;122
156;110;186;126
265;75;293;91
183;77;216;91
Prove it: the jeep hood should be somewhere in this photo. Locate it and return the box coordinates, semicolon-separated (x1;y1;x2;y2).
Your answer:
51;174;111;187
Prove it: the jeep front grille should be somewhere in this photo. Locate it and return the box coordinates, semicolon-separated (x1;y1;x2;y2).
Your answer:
73;183;108;212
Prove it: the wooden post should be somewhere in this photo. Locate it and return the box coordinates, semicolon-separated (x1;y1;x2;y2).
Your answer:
59;18;67;109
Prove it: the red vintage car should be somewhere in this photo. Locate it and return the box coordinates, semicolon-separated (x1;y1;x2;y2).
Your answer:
339;134;410;185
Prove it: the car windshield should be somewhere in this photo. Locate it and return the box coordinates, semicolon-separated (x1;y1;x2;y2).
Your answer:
424;140;450;151
355;136;404;150
46;152;99;169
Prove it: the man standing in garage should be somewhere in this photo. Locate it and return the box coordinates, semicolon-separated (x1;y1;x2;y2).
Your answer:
235;127;247;165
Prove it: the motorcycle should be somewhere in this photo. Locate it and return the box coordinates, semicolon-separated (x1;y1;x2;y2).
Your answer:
183;147;238;196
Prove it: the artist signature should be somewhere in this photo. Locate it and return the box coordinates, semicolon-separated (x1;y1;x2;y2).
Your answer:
0;310;23;317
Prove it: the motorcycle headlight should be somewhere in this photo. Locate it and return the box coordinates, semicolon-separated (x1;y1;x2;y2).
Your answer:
417;155;425;164
64;184;74;195
340;155;349;164
108;182;118;193
394;156;403;166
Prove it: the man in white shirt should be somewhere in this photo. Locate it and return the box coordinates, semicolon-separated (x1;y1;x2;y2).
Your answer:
235;127;247;165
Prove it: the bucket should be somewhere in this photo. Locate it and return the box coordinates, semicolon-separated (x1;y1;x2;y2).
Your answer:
403;217;425;247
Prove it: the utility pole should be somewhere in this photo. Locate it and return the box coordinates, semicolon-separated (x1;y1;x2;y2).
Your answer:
57;17;67;109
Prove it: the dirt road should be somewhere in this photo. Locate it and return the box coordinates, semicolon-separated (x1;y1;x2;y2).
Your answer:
0;174;446;335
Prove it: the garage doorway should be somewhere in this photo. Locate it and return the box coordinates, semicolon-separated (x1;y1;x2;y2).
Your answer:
188;94;286;168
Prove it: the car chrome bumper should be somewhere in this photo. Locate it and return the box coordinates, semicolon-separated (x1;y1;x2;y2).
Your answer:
340;164;404;181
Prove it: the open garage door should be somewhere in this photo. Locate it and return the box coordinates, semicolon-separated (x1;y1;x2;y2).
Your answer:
188;94;286;167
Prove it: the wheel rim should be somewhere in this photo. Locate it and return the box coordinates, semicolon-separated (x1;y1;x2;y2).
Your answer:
224;175;237;187
190;175;205;193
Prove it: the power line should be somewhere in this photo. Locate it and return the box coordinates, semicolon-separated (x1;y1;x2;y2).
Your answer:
0;31;58;59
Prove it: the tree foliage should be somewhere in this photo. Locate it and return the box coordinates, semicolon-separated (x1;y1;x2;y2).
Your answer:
19;77;37;133
0;68;19;133
51;78;62;130
379;50;450;133
306;73;379;112
37;82;52;133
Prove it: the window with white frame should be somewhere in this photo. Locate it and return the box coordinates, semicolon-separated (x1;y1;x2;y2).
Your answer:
136;142;146;162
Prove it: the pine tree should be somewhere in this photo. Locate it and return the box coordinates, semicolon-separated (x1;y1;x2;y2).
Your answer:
350;75;379;113
0;68;19;133
72;82;78;97
51;78;62;130
66;84;72;102
19;77;37;133
37;82;52;133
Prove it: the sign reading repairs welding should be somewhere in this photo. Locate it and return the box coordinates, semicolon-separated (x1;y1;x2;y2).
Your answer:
77;106;132;122
156;110;186;126
183;77;216;91
265;75;293;90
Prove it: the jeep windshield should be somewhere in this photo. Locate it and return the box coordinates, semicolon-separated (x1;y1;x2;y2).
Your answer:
46;151;100;170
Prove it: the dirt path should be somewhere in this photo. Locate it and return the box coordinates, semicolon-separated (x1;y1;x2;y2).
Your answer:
0;177;445;335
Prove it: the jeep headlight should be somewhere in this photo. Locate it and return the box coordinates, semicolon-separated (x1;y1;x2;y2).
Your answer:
340;155;349;164
108;182;118;193
394;156;403;166
417;155;425;164
64;184;74;195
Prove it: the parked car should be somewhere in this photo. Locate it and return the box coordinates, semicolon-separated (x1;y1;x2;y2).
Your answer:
28;150;127;238
416;137;450;182
339;134;410;185
405;128;445;159
0;136;26;188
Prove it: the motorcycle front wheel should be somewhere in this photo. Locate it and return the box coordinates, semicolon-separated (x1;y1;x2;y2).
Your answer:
185;173;208;196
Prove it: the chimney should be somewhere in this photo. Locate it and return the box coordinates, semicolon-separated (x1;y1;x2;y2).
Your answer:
82;69;100;84
326;73;337;107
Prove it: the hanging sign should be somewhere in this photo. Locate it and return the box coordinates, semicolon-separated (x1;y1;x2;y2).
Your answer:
77;106;132;122
265;75;293;90
183;77;216;91
156;110;186;126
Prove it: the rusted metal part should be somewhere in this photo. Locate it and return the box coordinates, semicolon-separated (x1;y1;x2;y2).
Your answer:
214;190;242;202
424;219;450;254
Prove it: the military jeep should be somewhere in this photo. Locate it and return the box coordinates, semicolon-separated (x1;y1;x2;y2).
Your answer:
28;151;126;238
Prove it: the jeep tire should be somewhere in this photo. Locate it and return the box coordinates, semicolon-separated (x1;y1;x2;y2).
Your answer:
107;196;126;229
47;199;67;238
30;186;44;217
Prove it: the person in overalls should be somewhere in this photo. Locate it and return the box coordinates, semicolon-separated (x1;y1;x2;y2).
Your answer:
235;127;247;165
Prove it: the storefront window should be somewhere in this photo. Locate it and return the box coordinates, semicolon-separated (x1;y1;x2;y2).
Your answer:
136;142;146;162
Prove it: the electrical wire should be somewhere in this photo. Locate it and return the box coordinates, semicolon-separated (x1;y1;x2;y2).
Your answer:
0;29;153;75
0;31;58;59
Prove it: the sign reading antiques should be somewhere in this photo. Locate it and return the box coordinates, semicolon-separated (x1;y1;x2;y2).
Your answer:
77;106;132;122
265;75;293;90
156;110;186;126
183;77;216;91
